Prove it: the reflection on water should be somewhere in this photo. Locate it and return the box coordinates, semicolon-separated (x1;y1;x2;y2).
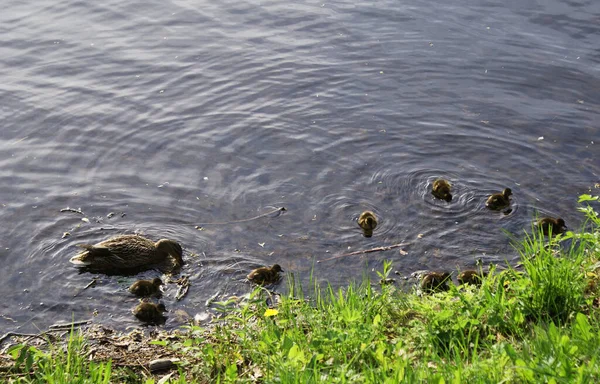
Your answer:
0;0;598;333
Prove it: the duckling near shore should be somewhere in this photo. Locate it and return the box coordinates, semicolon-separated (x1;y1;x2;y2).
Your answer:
358;211;378;237
457;270;486;286
486;188;512;211
247;264;284;285
420;272;452;293
432;179;452;202
537;217;567;236
133;302;167;324
129;278;163;297
70;235;183;273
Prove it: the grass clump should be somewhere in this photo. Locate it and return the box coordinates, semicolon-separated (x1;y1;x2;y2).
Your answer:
5;331;111;384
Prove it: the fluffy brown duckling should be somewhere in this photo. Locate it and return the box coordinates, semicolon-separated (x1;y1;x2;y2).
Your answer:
457;270;486;286
358;211;378;238
420;272;452;293
129;278;163;297
70;235;183;272
486;188;512;210
247;264;284;285
132;302;167;324
431;179;452;202
537;217;567;236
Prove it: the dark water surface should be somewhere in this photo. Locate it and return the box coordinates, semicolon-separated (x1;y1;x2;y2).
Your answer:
1;0;598;332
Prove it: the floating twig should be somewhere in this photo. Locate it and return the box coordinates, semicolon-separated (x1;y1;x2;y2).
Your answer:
205;291;221;307
83;278;98;290
0;314;17;323
0;330;61;346
49;319;92;330
11;136;29;145
73;278;98;297
60;207;84;215
175;276;190;301
193;207;286;226
317;242;410;263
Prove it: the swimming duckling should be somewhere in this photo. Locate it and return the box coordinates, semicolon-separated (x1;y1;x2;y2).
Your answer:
129;278;163;297
358;211;378;238
486;188;512;210
457;270;486;286
70;235;183;273
537;217;567;236
132;302;167;324
247;264;284;285
432;179;452;202
420;272;451;293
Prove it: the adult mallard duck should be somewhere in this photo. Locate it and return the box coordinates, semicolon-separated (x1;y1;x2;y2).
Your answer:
358;211;378;238
247;264;284;285
457;270;486;286
421;271;451;293
70;235;183;273
432;179;452;202
129;278;163;297
133;302;167;324
486;188;512;210
537;217;567;236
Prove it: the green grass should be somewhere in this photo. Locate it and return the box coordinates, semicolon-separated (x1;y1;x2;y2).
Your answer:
5;331;112;384
5;194;600;383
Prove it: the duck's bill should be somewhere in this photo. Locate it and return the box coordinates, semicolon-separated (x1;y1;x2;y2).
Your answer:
69;256;92;265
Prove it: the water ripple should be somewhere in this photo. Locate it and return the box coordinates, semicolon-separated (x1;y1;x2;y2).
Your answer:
0;0;599;333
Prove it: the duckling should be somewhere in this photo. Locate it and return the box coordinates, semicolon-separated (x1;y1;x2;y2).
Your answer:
432;179;452;202
486;188;512;210
129;278;163;297
537;217;567;236
247;264;284;285
70;235;183;272
420;272;451;293
132;302;167;324
457;270;486;286
358;211;378;238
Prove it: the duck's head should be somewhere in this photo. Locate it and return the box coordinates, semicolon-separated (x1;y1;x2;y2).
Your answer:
156;239;184;266
156;303;167;312
502;188;512;197
271;264;284;273
365;216;377;227
442;192;452;202
358;211;378;231
152;278;163;287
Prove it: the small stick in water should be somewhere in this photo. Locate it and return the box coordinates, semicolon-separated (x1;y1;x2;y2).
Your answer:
175;276;190;301
49;319;92;330
60;207;84;215
73;278;98;297
193;207;286;226
317;242;410;263
205;291;221;307
83;278;98;290
0;331;50;346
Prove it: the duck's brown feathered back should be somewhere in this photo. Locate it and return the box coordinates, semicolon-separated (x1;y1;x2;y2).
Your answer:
70;235;183;273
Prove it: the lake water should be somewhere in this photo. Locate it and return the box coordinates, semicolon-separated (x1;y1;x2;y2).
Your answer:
0;0;598;333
